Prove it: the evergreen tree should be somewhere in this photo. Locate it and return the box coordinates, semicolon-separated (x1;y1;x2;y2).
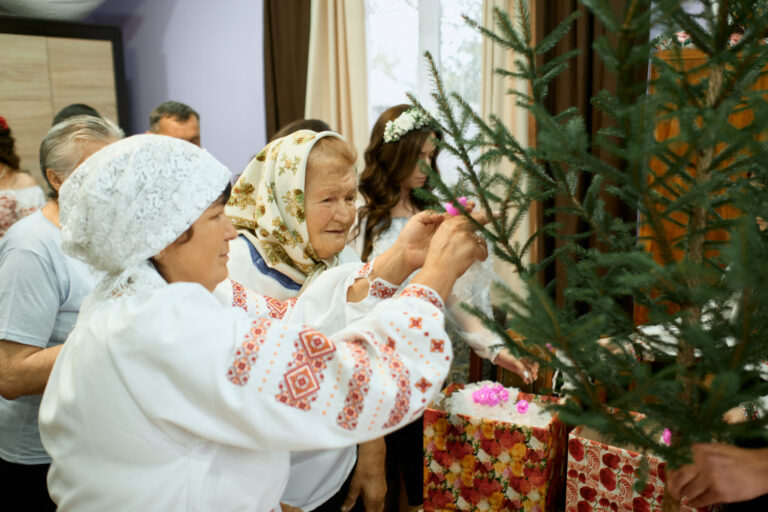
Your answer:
413;0;768;506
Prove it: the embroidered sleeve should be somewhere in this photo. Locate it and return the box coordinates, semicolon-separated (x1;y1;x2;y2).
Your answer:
741;401;762;422
352;258;399;300
216;287;453;444
399;284;444;310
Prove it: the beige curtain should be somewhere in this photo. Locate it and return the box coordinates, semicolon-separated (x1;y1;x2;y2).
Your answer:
482;0;530;294
305;0;368;168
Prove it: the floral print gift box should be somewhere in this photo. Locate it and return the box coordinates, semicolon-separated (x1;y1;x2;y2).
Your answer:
565;426;716;512
423;383;567;512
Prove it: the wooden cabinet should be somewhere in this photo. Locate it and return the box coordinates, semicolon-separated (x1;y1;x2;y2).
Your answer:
0;17;126;188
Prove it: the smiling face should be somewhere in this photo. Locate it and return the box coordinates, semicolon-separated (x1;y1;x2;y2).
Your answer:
400;136;436;193
304;153;357;260
154;198;236;291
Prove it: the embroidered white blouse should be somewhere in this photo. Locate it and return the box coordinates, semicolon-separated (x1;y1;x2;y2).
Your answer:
223;234;397;510
39;264;448;512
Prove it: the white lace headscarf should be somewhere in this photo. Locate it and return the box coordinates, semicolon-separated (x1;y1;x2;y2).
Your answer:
59;134;231;308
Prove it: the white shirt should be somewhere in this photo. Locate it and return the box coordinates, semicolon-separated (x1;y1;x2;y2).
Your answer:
225;234;385;510
40;264;449;511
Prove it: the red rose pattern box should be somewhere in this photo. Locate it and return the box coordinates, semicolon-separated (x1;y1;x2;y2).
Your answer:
566;426;717;512
423;383;567;512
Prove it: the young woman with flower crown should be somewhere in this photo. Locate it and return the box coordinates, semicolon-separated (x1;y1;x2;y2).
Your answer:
354;104;539;511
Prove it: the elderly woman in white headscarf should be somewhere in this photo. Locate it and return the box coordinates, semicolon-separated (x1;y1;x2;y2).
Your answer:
38;135;488;511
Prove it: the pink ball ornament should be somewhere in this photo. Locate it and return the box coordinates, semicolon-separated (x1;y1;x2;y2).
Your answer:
444;203;459;216
516;399;530;414
457;196;468;207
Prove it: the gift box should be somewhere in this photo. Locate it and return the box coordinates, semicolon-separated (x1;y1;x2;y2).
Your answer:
565;426;717;512
423;383;567;512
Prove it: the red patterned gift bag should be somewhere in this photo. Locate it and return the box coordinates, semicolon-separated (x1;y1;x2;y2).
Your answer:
424;383;567;512
566;426;719;512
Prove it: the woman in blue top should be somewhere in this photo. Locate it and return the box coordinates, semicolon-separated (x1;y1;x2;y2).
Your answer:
0;115;122;509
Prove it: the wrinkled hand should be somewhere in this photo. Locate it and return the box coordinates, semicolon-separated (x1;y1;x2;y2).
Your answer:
667;444;768;507
394;211;446;270
412;215;489;300
341;439;386;512
279;503;303;512
494;349;539;384
424;215;489;279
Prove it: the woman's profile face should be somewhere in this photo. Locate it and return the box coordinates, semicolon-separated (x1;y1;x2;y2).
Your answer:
305;157;357;259
155;201;237;291
400;136;436;192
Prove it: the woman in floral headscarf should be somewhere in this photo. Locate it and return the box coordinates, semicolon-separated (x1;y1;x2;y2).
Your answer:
225;129;452;512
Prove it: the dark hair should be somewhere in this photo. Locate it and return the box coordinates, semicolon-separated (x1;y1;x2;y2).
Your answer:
0;116;20;170
52;104;101;126
271;119;332;142
149;101;200;131
356;104;441;261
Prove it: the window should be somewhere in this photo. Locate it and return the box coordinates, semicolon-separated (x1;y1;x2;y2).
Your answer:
366;0;483;183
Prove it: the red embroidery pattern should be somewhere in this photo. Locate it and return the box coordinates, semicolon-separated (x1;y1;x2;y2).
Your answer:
415;377;433;393
275;329;336;410
430;338;444;353
231;281;248;312
386;337;397;350
400;284;444;310
369;279;397;299
379;340;412;429
264;296;294;319
227;318;272;385
336;340;373;430
409;317;422;329
353;262;372;279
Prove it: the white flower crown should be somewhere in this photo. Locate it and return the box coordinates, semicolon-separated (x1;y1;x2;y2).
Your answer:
383;108;430;143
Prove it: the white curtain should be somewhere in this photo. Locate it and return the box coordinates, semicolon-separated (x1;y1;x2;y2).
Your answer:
305;0;369;168
481;0;530;294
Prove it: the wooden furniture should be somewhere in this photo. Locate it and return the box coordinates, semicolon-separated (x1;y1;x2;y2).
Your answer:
0;16;127;189
635;48;768;324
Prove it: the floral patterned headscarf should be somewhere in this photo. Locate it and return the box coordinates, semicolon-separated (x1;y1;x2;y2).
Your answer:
226;130;344;287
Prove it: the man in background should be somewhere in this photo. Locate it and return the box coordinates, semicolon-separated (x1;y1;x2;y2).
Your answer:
52;104;101;126
147;101;200;146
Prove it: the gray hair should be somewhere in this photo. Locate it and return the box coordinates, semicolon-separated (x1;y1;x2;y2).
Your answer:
40;115;124;194
148;101;199;131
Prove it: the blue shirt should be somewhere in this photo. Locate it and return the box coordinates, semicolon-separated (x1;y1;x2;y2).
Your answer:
0;210;100;463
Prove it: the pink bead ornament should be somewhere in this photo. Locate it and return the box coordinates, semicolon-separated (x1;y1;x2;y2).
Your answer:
516;399;530;414
661;428;671;446
471;383;509;406
444;203;459;216
445;196;468;216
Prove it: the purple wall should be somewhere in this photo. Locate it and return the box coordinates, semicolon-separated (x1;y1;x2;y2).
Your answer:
87;0;266;175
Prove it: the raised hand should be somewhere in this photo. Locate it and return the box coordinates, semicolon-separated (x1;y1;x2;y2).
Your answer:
412;216;489;300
